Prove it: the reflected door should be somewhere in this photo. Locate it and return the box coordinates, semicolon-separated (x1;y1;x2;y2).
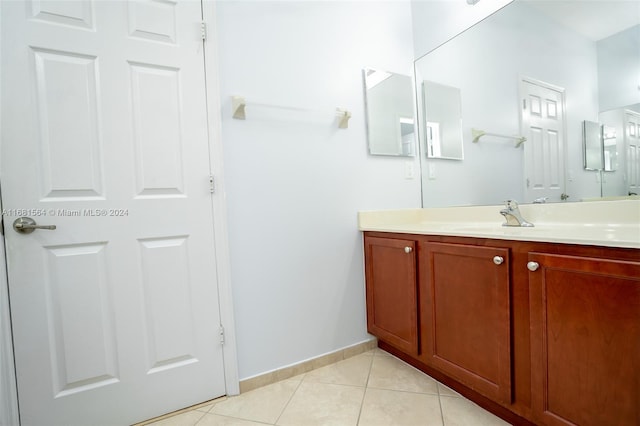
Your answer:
520;78;566;202
1;1;226;425
626;112;640;194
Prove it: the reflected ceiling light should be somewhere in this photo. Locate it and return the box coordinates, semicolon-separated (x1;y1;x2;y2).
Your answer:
467;0;481;4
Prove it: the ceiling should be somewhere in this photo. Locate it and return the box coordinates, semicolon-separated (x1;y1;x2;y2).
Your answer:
525;0;640;41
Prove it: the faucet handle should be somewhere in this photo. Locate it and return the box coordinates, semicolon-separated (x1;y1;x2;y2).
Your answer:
504;199;519;209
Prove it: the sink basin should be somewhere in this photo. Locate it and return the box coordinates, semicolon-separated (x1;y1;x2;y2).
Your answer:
446;224;550;235
445;223;640;242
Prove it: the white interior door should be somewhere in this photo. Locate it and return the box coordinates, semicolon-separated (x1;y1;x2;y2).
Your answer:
520;77;567;202
1;1;226;425
626;112;640;194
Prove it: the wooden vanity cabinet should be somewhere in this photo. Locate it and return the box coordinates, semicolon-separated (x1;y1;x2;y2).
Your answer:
364;235;418;355
419;242;512;404
528;252;640;426
363;230;640;426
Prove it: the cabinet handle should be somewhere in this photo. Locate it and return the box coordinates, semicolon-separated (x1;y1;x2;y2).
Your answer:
493;256;504;265
527;261;539;272
404;246;413;254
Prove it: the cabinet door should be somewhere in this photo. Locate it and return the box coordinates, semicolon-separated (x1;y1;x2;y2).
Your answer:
364;236;418;355
529;253;640;426
420;242;512;403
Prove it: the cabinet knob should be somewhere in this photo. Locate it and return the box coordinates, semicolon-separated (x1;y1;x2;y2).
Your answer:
404;246;413;254
493;256;504;265
527;261;539;272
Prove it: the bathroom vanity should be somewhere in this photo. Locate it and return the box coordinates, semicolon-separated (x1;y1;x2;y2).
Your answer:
360;201;640;426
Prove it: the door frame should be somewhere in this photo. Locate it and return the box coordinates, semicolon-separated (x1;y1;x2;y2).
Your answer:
0;2;238;423
0;3;21;424
202;0;239;397
518;75;568;201
0;196;20;426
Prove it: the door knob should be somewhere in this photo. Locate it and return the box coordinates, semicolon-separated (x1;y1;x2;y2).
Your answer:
527;261;539;272
404;246;413;254
13;217;57;234
493;256;504;265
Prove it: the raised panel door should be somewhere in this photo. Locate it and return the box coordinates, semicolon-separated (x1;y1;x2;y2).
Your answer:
521;78;566;202
364;235;418;355
529;253;640;426
420;242;512;403
0;1;226;424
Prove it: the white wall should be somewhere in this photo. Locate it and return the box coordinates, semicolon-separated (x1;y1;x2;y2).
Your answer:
413;1;603;206
215;0;419;380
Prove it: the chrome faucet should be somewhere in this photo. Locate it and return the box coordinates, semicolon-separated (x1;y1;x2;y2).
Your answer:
500;200;534;227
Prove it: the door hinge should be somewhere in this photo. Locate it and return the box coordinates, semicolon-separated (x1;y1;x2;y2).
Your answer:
201;21;207;42
209;175;215;193
523;99;527;110
219;325;225;345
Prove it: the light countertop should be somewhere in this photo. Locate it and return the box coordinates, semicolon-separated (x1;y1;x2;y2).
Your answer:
358;200;640;249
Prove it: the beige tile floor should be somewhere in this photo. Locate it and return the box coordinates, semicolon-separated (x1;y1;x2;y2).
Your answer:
147;349;510;426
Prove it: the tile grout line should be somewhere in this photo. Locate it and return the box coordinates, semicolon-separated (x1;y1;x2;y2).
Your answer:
354;349;377;425
365;385;440;397
185;408;208;426
437;384;446;426
272;375;305;425
198;411;274;426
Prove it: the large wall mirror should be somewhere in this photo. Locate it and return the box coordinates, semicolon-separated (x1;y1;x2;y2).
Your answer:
363;68;415;157
413;0;640;207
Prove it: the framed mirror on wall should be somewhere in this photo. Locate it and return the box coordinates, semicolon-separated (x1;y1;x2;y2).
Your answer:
363;68;416;157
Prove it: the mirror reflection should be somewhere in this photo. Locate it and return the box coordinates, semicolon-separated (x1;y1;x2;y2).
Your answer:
600;106;640;196
363;68;415;157
413;0;640;207
602;126;618;172
583;120;604;171
582;120;618;173
422;81;464;160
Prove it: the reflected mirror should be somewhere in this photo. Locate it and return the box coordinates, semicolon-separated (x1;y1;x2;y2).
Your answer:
422;81;464;160
583;120;618;172
413;0;640;207
363;68;415;156
583;120;604;170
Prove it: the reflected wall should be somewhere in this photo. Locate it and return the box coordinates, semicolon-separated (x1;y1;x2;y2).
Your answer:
413;0;638;207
